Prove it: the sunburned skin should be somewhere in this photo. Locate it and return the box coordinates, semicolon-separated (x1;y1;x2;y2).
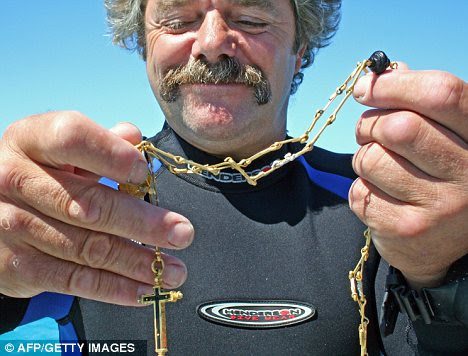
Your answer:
144;0;304;159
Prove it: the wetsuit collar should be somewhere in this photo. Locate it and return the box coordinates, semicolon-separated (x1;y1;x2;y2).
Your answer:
148;125;295;192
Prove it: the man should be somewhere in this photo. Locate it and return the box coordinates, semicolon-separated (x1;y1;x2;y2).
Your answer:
0;0;466;355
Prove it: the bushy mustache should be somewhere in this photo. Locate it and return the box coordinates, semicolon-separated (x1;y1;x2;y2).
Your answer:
159;57;271;105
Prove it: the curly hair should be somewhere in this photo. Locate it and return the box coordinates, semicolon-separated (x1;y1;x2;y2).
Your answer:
104;0;341;94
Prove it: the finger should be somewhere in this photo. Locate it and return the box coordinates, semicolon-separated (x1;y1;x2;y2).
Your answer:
73;122;144;181
3;111;148;185
394;61;409;70
354;70;468;141
352;142;440;204
0;201;187;289
0;162;194;249
3;242;151;306
348;177;424;241
355;109;468;180
109;122;143;145
73;168;102;181
348;177;467;277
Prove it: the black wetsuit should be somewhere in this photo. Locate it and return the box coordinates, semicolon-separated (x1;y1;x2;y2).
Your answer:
1;127;467;355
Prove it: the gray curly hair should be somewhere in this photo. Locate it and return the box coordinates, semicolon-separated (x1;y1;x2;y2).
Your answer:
104;0;341;94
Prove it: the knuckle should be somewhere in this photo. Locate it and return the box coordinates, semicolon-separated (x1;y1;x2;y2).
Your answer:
353;143;387;178
51;111;90;151
0;163;29;197
7;209;29;234
66;264;114;299
395;210;430;239
63;264;90;294
381;112;422;148
355;109;379;142
78;232;116;269
348;178;368;211
0;205;34;235
351;149;360;174
53;187;76;220
89;188;115;229
427;72;465;112
65;185;105;225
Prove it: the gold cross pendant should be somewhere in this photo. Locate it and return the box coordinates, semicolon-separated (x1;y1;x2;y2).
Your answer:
139;282;183;356
139;249;183;356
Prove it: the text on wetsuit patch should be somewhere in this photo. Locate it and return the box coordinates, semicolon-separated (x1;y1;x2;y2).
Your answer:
197;300;316;328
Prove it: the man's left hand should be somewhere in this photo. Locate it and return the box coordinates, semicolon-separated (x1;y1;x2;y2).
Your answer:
350;66;468;289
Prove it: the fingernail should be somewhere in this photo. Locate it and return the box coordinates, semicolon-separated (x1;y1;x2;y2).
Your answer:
167;222;194;248
128;159;149;184
109;122;128;135
354;75;371;100
163;264;187;288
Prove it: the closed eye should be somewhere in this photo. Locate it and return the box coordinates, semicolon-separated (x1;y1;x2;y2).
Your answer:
163;20;196;32
236;20;267;28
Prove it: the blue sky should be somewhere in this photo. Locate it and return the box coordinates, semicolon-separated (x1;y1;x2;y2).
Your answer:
1;1;467;153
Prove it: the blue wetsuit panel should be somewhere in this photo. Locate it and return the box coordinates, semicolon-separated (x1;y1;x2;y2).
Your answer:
298;156;353;200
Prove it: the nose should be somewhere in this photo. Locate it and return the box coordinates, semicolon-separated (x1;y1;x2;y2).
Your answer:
191;10;236;63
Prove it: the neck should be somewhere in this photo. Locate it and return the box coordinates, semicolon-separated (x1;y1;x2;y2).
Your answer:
188;133;287;161
165;123;287;161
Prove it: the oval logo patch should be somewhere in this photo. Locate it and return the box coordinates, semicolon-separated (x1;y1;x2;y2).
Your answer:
197;300;316;328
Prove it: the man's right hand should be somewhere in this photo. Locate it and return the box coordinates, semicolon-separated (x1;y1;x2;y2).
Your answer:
0;111;194;306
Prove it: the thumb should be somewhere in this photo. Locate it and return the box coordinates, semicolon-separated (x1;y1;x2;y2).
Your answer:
109;122;143;145
393;61;410;70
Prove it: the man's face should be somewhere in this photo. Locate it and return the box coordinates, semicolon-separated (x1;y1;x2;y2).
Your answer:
145;0;303;158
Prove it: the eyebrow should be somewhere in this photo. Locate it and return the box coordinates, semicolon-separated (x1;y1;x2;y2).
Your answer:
157;0;277;15
229;0;276;12
158;0;191;13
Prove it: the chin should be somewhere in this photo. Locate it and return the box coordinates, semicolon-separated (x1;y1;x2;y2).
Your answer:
181;101;254;142
184;117;249;144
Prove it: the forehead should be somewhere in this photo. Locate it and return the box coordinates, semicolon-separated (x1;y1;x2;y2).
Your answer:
156;0;278;12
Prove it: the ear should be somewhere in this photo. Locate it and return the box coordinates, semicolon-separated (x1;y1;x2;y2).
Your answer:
294;45;307;74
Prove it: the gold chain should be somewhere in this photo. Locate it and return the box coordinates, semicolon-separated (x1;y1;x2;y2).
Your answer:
146;156;165;288
122;53;397;355
349;227;373;356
